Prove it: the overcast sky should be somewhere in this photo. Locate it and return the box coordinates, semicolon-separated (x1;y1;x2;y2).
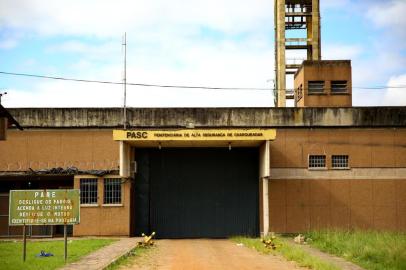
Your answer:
0;0;405;107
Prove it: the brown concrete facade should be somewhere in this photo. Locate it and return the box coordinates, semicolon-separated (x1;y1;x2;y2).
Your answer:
269;179;405;232
73;176;131;236
0;129;130;237
1;107;406;236
0;130;119;172
269;128;406;168
268;128;406;232
294;60;352;107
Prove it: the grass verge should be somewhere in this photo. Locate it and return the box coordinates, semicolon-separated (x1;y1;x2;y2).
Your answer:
306;230;406;270
105;245;153;270
0;238;116;270
232;236;339;270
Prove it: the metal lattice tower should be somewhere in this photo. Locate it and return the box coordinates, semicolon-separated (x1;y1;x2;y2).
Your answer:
274;0;321;107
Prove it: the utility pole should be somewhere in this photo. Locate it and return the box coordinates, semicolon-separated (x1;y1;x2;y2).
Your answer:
123;33;127;129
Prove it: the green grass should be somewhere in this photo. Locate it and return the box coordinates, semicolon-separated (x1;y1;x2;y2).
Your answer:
232;236;339;270
306;230;406;270
105;245;153;270
0;238;116;270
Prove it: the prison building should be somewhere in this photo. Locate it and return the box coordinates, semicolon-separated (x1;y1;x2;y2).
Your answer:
0;107;405;238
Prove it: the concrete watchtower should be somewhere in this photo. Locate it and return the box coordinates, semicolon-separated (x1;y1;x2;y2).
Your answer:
274;0;321;107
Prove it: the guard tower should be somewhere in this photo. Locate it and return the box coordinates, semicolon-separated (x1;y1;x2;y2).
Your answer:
274;0;321;107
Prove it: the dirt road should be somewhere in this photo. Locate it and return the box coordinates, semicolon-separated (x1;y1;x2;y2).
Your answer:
120;239;303;270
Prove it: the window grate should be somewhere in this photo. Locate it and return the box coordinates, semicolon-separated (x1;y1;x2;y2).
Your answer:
296;84;303;101
308;81;325;94
309;155;326;168
80;179;98;204
332;155;349;168
104;179;122;204
331;81;348;93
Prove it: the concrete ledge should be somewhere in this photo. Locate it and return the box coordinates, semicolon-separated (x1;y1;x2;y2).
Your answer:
7;107;406;128
270;168;406;179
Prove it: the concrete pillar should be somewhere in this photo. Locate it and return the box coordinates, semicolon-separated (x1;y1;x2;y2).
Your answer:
312;0;321;60
259;141;270;236
275;0;286;107
119;141;131;177
261;179;269;236
306;10;313;59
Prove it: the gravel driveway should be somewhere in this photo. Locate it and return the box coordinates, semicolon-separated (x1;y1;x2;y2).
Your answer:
119;239;304;270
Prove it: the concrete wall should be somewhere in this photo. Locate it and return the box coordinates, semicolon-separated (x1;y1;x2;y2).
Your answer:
269;179;405;232
294;60;352;107
268;128;406;232
0;130;124;236
73;176;131;236
269;128;406;168
0;130;119;172
7;107;406;128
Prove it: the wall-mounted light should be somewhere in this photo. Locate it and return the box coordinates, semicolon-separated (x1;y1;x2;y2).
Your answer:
0;91;7;105
131;161;137;174
228;142;232;151
185;122;195;129
158;142;162;150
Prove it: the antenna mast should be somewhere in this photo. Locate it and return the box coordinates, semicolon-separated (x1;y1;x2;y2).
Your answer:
123;32;127;129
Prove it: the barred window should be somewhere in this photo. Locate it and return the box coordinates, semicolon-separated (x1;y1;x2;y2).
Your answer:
296;84;303;101
309;155;326;169
104;179;122;204
308;81;325;94
331;81;348;93
332;155;349;168
80;179;98;204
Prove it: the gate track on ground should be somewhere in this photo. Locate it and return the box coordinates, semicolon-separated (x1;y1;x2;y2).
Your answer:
119;239;305;270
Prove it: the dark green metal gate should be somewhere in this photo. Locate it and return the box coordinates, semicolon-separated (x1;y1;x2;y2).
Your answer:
134;148;259;238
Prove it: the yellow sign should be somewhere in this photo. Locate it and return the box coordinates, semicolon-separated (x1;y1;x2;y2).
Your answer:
113;129;276;141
